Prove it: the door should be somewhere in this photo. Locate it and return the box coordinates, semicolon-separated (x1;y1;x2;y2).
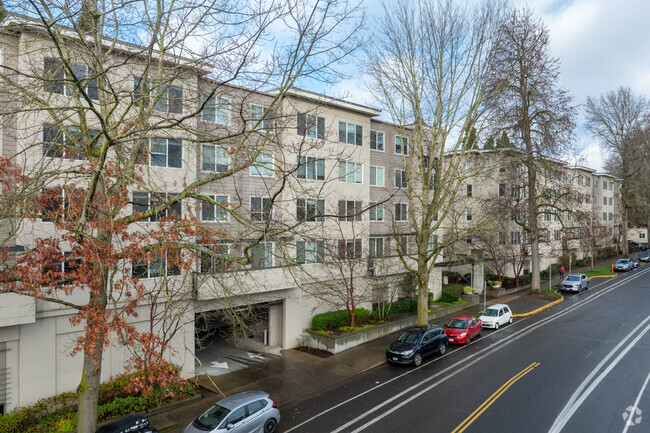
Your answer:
218;406;247;433
421;330;439;355
497;308;505;326
244;400;268;433
469;318;480;338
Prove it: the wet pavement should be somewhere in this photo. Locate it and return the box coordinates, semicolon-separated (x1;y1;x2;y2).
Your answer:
146;263;623;433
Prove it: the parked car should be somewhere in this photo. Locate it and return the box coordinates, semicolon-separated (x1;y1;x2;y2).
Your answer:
386;325;448;367
639;243;648;251
96;414;158;433
444;316;482;345
614;258;633;272
632;258;640;268
479;304;513;329
640;251;650;262
561;274;589;292
184;391;280;433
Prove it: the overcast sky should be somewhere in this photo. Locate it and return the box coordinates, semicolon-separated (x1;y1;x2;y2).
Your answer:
320;0;650;173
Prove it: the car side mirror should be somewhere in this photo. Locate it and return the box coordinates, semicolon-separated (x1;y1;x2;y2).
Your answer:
227;423;235;430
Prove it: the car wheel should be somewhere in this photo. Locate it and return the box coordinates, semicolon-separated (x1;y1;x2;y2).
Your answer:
439;342;447;355
466;335;471;345
264;419;278;433
509;317;513;324
494;322;500;330
413;352;423;367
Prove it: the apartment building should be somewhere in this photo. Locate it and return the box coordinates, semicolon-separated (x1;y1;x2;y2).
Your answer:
0;13;621;413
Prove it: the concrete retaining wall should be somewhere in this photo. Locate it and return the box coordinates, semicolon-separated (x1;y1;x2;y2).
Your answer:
302;295;479;354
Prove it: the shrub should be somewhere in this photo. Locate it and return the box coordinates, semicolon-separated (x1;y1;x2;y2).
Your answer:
502;276;515;288
439;285;463;303
574;259;583;267
311;308;371;331
518;273;532;285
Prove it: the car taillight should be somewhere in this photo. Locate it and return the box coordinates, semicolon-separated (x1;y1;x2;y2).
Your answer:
272;400;278;409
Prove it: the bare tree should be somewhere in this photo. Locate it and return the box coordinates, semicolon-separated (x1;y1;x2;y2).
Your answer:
0;1;364;431
365;0;504;326
486;8;576;292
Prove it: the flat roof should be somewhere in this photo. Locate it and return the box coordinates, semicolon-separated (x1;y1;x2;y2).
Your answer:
274;87;382;117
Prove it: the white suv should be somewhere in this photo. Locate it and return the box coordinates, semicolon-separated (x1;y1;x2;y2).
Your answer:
479;304;513;330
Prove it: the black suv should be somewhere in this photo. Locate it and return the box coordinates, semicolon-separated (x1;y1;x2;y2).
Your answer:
386;325;448;367
95;414;158;433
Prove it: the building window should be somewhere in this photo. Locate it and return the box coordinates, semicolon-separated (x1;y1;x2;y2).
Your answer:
250;152;274;177
603;196;607;206
578;176;583;186
370;130;384;151
202;95;229;124
499;183;506;197
202;145;229;172
338;161;363;184
540;229;549;242
466;184;472;197
499;232;506;245
466;236;472;244
640;233;646;239
466;207;472;221
251;242;273;268
132;191;182;222
466;161;473;173
134;77;182;114
586;195;591;204
395;169;407;188
297;113;325;138
137;138;182;168
201;195;228;221
586;177;591;187
297;198;325;222
400;235;409;254
428;235;438;253
132;251;181;279
395;135;408;155
251;197;272;221
369;237;384;258
609;183;613;191
394;203;408;222
609;197;613;205
338;200;362;222
511;231;521;245
554;230;561;241
370;166;384;187
296;241;324;264
602;212;607;221
338;239;362;259
369;203;384;221
250;104;272;130
609;212;613;221
297;156;325;180
199;244;230;273
339;122;363;146
43;125;98;160
603;180;607;189
44;57;98;99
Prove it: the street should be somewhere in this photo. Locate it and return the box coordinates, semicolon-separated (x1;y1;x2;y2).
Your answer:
280;267;650;433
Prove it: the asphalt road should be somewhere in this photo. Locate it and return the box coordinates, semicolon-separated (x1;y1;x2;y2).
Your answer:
280;267;650;433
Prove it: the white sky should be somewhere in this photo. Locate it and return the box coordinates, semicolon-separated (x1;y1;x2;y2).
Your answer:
319;0;650;173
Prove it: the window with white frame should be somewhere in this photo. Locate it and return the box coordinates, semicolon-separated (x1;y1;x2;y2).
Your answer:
395;135;408;155
586;177;591;187
338;238;362;259
499;232;506;245
297;113;325;138
251;197;272;221
250;152;274;177
339;121;363;146
586;195;591;204
199;244;230;273
43;124;98;160
338;200;362;222
609;197;613;205
250;104;272;130
201;195;228;221
44;57;98;99
296;241;324;264
554;230;561;241
297;198;325;222
466;207;472;221
394;203;408;221
134;77;182;114
338;161;363;184
132;251;181;278
578;175;583;186
202;145;228;172
297;156;325;180
138;138;182;168
202;95;229;124
640;233;646;239
41;187;69;222
602;212;607;221
603;196;607;205
511;231;521;245
499;183;506;197
400;235;409;254
369;203;384;221
609;212;613;221
466;184;472;197
370;166;384;187
251;241;273;268
132;191;182;222
369;237;384;258
428;235;438;253
466;161;473;173
395;169;407;188
370;130;384;151
602;180;607;189
544;210;551;221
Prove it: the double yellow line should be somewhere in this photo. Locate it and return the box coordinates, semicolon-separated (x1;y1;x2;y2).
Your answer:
451;362;540;433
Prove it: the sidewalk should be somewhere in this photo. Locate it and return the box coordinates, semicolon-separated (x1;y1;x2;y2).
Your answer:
147;286;558;433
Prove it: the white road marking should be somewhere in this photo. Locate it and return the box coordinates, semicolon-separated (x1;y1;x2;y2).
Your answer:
548;316;650;433
284;268;649;433
622;371;650;433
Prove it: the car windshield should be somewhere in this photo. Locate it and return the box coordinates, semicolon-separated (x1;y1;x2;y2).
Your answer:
447;319;468;329
566;275;580;281
616;259;627;265
196;404;230;429
397;332;420;344
482;309;498;317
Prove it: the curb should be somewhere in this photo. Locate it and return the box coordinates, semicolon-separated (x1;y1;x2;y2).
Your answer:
588;274;617;280
513;294;564;318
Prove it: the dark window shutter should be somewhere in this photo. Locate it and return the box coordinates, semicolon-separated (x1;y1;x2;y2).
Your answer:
356;125;363;146
317;117;325;139
339;122;346;143
297;113;306;136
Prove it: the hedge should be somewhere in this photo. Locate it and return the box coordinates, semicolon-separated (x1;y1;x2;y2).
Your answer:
439;285;463;303
311;308;371;331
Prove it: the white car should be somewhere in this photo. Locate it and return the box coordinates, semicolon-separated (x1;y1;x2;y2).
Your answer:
479;304;513;330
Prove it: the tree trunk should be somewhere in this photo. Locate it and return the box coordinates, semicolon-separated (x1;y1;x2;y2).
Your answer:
622;206;629;256
417;257;430;326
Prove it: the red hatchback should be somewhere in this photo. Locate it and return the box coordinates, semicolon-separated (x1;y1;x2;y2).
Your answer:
444;316;482;344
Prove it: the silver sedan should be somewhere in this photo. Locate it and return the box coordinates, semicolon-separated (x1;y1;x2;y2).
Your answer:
561;274;589;292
